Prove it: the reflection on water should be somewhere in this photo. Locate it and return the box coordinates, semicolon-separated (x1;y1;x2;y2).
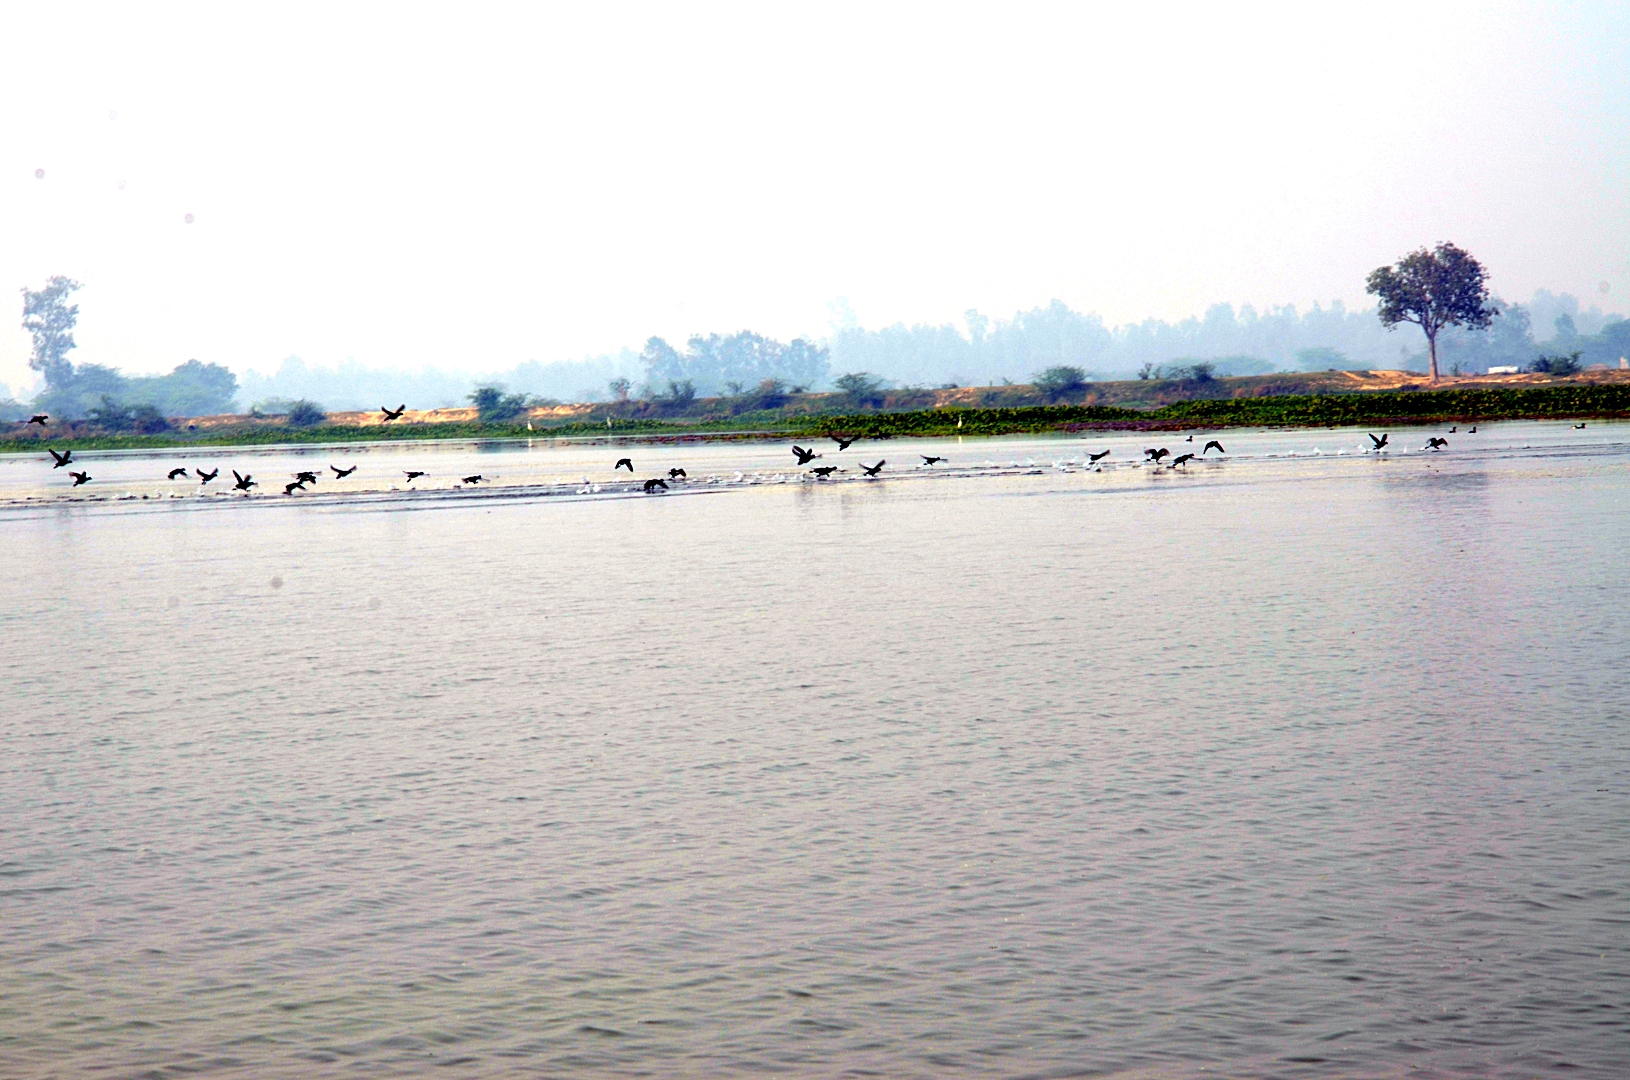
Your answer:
2;421;1627;1079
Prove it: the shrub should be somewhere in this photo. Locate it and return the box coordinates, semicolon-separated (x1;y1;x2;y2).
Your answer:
1032;365;1089;402
1530;351;1582;375
468;385;529;422
86;396;170;433
285;399;327;427
834;372;888;409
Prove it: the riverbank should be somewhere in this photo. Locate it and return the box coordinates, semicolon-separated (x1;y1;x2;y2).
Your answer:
6;378;1630;453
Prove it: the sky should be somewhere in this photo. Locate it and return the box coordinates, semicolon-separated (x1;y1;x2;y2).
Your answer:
3;1;1628;393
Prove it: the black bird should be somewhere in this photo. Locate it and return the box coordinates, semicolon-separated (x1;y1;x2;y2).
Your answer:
642;477;668;492
49;448;72;468
668;468;687;479
861;460;885;476
832;435;856;450
1185;434;1194;442
404;470;426;481
1202;440;1226;455
1573;423;1586;429
233;470;257;491
283;480;306;495
27;414;48;425
1089;449;1111;463
1448;426;1457;433
811;466;839;478
1425;437;1448;450
462;474;484;484
167;467;188;479
381;404;406;421
1144;447;1169;462
330;465;356;478
792;445;820;464
1468;426;1478;433
197;467;218;484
1169;453;1196;467
1368;432;1389;450
921;455;946;465
615;457;633;472
293;470;319;484
69;470;91;486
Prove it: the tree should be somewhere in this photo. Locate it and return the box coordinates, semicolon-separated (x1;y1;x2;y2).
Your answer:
22;276;82;386
608;377;631;402
834;372;887;408
285;400;327;426
1032;365;1088;402
1366;243;1496;382
469;384;528;422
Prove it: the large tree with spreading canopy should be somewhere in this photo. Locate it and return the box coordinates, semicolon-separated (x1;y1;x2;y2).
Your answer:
1365;243;1495;382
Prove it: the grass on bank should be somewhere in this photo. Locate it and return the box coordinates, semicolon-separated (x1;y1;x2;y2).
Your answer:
5;383;1630;454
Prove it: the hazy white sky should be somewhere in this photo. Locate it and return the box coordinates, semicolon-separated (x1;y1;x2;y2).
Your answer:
3;1;1627;391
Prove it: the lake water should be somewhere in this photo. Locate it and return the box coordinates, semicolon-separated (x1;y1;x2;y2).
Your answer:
3;422;1627;1078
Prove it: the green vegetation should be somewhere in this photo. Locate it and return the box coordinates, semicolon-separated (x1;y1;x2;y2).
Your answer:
7;383;1628;454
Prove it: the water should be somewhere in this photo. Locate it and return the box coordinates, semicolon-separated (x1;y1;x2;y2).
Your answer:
3;422;1627;1078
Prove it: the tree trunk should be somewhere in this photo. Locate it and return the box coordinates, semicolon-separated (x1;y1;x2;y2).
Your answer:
1427;330;1439;382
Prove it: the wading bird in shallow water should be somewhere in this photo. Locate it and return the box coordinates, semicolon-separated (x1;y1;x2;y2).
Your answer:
1089;449;1111;463
1203;440;1226;455
921;455;946;465
380;404;406;421
49;448;71;468
615;458;633;472
197;467;218;484
1368;432;1389;450
862;461;885;476
1169;453;1195;468
27;414;48;425
1144;447;1169;463
792;445;820;465
832;435;856;450
462;474;483;484
404;471;426;482
668;468;686;479
811;466;839;478
1425;437;1448;450
642;477;668;492
167;467;188;479
330;465;356;478
283;481;306;495
233;471;256;491
69;470;90;486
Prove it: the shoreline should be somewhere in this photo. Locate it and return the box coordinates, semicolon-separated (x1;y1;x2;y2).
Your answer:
6;381;1629;454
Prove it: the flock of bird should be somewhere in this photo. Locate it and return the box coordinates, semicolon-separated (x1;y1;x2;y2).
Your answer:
20;404;1590;498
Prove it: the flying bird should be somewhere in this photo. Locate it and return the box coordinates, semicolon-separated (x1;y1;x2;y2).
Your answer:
27;414;48;425
1368;433;1389;450
1169;453;1196;467
381;404;406;421
811;465;839;477
792;445;820;464
1144;447;1169;462
283;481;306;495
615;458;633;472
404;471;426;481
832;435;856;450
166;467;188;479
921;455;946;465
462;474;484;484
668;468;687;479
1089;449;1111;463
197;467;218;484
861;460;886;476
293;470;319;484
1202;440;1225;455
233;471;256;491
48;448;72;468
642;477;668;492
69;471;91;486
1425;437;1448;450
330;465;356;478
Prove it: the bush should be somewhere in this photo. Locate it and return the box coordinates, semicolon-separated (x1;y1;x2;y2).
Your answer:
86;395;171;433
1530;351;1582;375
654;379;697;415
1032;365;1089;402
285;399;327;427
468;385;529;422
728;378;790;414
834;372;888;409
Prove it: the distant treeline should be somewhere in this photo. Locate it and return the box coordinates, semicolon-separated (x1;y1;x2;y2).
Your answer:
7;360;238;426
